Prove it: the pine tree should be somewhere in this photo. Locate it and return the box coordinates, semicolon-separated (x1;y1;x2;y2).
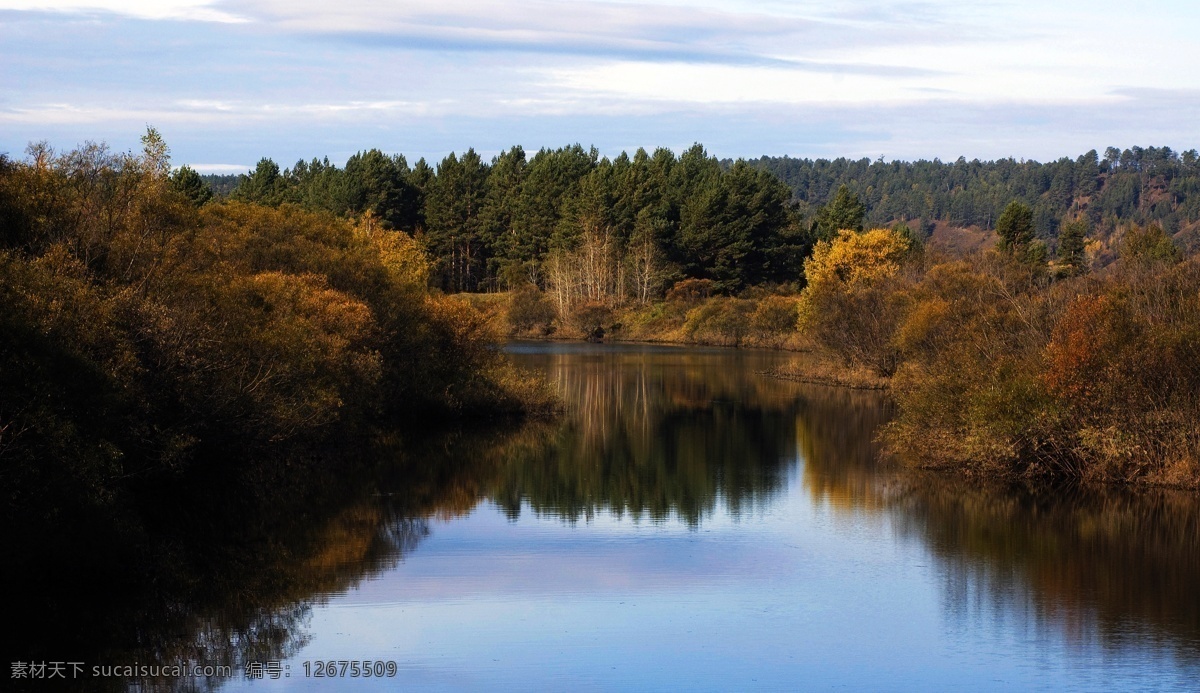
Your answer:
168;165;213;206
1057;217;1088;275
812;185;866;241
996;200;1034;254
423;150;489;292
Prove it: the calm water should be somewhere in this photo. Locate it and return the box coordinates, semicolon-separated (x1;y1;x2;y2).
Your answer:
21;342;1200;690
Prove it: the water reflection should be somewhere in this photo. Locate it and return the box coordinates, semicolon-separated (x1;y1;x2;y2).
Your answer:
499;343;1200;675
491;344;808;524
11;342;1200;689
8;438;440;692
793;385;895;511
891;477;1200;665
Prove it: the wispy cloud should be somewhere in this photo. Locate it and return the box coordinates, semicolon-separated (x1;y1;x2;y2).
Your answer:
1;0;1198;166
187;162;252;174
0;98;445;126
231;0;984;67
0;0;246;22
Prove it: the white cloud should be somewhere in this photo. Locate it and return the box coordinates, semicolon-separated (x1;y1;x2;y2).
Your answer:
206;0;1200;110
0;0;247;22
2;0;1199;163
240;0;815;39
540;62;926;106
186;163;252;173
0;98;449;128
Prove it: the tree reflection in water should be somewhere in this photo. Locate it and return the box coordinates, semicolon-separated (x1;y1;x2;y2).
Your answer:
889;477;1200;665
789;369;1200;668
487;346;807;524
10;455;437;692
10;343;1200;689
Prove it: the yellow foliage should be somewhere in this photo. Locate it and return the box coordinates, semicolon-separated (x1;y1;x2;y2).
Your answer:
750;295;799;343
798;228;912;375
892;296;951;357
353;220;428;291
803;228;912;296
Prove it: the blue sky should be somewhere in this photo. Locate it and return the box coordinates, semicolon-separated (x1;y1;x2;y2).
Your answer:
2;0;1198;172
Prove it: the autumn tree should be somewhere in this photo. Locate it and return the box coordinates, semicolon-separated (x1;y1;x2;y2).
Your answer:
799;228;912;375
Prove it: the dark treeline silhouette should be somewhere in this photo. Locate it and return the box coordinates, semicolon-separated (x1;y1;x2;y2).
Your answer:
742;146;1200;242
893;477;1200;670
491;346;806;524
7;422;501;692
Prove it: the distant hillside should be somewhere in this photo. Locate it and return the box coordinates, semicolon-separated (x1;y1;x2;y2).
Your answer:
201;173;241;198
739;146;1200;252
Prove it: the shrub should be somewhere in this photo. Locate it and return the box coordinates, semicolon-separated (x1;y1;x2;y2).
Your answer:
0;137;554;490
665;278;714;304
1121;224;1181;266
883;251;1200;484
750;295;798;345
507;284;557;335
570;302;613;341
685;297;754;347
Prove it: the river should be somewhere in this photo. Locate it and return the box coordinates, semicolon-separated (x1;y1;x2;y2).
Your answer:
15;341;1200;690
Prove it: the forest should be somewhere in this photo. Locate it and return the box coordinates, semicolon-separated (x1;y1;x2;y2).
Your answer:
207;144;808;298
196;142;1200;487
746;146;1200;244
233;138;1200;487
205;143;1200;300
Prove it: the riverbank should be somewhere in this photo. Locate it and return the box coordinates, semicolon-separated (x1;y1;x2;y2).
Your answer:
0;143;561;602
455;249;1200;489
792;227;1200;489
457;288;810;351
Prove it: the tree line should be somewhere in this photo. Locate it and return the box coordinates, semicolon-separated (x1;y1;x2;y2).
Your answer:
207;144;808;300
202;143;1198;304
744;146;1200;243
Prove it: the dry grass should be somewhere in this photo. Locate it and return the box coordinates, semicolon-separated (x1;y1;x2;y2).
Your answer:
759;353;890;390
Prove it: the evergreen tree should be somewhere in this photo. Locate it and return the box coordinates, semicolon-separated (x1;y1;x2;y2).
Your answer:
812;185;866;240
169;165;213;206
480;146;528;285
342;149;420;231
996;200;1034;254
407;158;434;232
232;158;287;205
511;145;598;267
1057;217;1088;275
423;150;490;291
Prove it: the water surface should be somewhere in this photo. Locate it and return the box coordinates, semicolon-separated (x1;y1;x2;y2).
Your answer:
220;342;1200;691
28;341;1200;691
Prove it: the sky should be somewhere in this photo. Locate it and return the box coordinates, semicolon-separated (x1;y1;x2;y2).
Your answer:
2;0;1198;172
